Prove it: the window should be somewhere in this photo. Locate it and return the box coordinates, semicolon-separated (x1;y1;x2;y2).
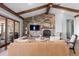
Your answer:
15;21;20;39
7;19;14;43
0;15;20;48
0;16;6;46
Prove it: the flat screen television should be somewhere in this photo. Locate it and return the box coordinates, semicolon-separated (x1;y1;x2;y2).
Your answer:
30;25;40;31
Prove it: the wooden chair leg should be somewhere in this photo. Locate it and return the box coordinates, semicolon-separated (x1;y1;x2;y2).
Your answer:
73;48;76;54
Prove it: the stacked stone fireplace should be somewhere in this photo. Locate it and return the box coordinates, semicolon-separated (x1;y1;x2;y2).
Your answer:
23;14;55;36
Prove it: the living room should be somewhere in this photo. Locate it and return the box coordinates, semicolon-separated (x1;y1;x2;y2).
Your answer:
0;3;79;56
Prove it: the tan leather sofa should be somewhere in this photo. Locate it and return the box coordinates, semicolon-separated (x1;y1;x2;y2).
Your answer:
7;40;69;56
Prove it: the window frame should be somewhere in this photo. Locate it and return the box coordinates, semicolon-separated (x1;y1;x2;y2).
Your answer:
0;15;20;48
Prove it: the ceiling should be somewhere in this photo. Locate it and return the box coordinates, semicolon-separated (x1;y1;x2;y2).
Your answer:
60;3;79;10
4;3;47;13
20;8;46;18
1;3;79;19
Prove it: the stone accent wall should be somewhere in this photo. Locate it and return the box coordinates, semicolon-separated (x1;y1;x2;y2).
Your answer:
23;14;55;36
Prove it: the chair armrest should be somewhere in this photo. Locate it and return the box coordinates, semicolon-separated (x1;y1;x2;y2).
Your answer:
66;41;74;44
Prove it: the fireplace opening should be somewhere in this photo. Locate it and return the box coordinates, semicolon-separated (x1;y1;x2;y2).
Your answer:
43;30;51;38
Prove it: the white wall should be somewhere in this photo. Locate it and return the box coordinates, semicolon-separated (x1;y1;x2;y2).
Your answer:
62;13;74;39
49;8;76;39
0;7;23;37
49;8;64;33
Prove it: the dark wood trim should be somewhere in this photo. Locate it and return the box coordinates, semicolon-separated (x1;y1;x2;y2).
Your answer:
0;3;24;20
17;4;49;15
5;18;7;49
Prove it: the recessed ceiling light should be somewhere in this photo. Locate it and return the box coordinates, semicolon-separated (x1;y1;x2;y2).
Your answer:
61;10;65;13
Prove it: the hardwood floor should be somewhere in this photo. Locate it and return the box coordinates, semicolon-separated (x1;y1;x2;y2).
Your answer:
0;48;79;56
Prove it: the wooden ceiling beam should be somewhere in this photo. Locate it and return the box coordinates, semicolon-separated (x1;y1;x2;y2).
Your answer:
17;4;49;15
45;6;50;14
52;4;79;13
45;3;53;14
74;14;79;18
17;3;79;15
0;3;24;20
1;3;79;19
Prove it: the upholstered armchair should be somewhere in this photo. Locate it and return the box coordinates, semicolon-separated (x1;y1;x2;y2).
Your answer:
66;34;78;54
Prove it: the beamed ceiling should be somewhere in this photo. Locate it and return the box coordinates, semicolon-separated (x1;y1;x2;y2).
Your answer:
0;3;79;20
